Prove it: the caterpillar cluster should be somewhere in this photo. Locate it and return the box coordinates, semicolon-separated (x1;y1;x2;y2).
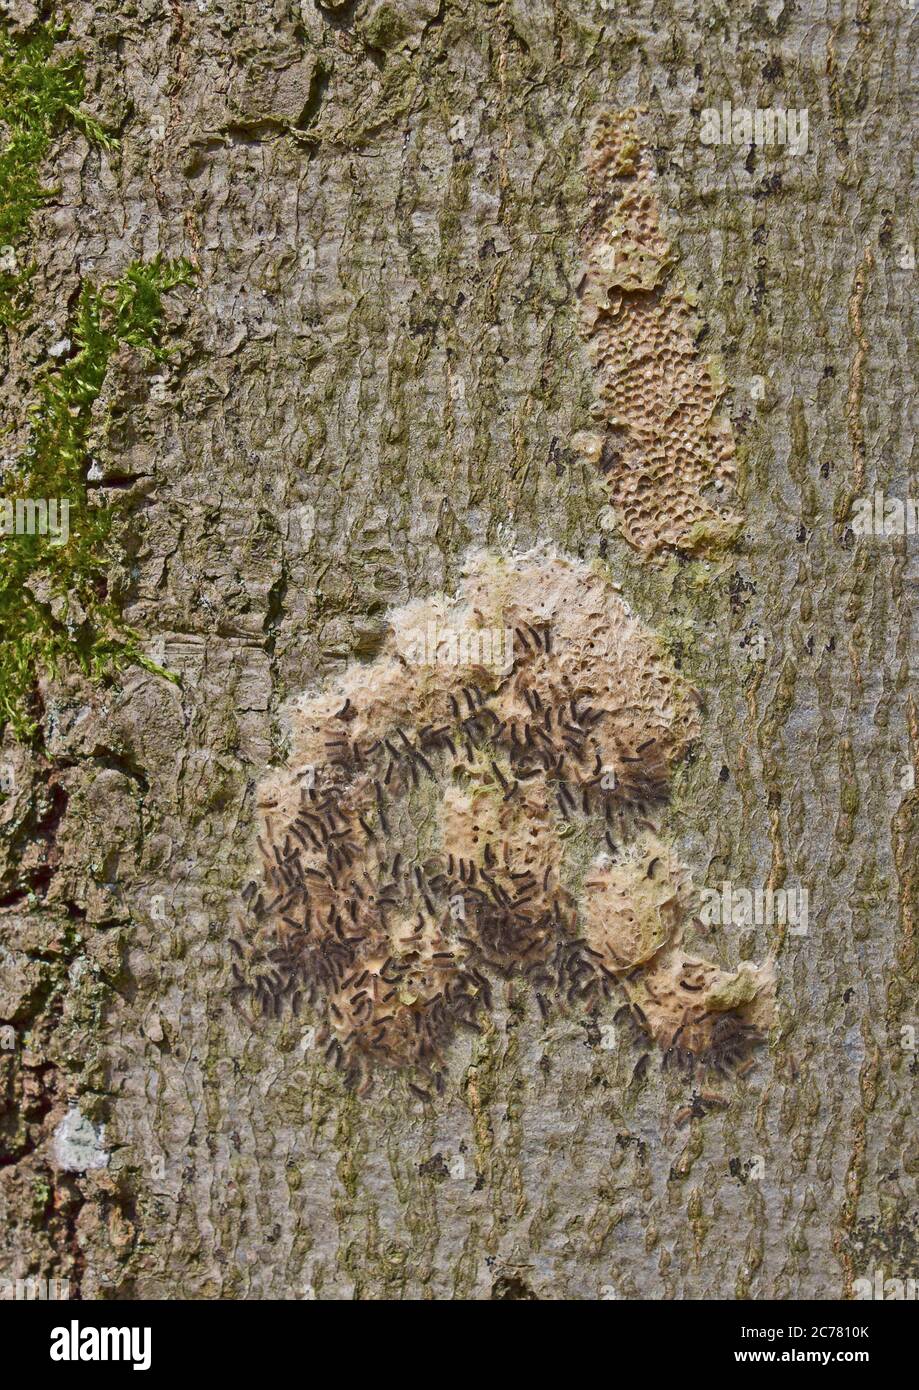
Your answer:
230;551;771;1093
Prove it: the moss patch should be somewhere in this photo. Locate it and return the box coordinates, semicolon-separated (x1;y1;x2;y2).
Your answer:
0;257;194;740
0;18;114;326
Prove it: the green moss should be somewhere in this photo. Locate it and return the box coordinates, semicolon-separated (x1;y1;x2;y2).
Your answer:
361;3;409;52
30;1174;52;1225
0;17;177;742
0;256;194;741
684;514;744;557
0;18;115;326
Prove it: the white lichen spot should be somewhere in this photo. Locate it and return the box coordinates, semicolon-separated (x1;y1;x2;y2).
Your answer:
53;1107;109;1172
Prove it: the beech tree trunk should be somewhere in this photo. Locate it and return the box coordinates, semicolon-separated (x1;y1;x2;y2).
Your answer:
1;0;916;1301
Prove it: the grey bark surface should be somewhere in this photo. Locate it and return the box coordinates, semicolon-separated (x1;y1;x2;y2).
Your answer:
0;0;916;1300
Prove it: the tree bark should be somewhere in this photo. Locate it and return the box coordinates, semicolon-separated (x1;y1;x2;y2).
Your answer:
1;0;916;1301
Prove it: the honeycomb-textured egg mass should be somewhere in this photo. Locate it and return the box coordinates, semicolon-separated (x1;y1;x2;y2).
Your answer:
577;110;742;558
